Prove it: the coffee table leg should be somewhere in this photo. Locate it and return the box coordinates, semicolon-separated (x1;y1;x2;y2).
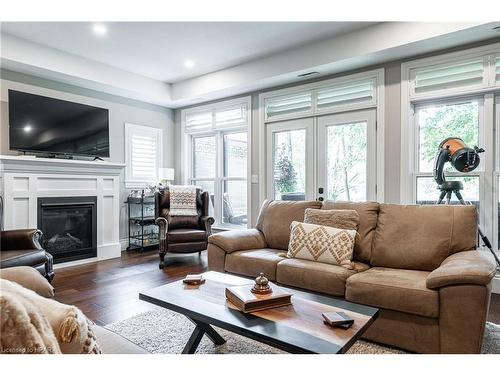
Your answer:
182;318;226;354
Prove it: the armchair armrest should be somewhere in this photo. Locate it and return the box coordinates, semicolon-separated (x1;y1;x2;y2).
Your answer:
200;216;215;236
208;229;267;254
1;229;43;251
155;217;168;241
426;250;496;289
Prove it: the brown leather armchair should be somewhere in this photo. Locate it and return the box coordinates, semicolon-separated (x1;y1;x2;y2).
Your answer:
155;188;214;269
0;229;55;282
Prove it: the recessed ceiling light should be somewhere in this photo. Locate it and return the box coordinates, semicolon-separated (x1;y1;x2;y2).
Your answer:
184;59;195;69
92;23;108;36
23;125;32;133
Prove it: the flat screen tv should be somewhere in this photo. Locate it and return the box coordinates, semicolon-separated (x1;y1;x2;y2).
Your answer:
8;90;110;158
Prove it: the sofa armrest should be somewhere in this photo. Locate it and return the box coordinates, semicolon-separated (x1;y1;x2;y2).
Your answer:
208;229;267;254
426;250;496;289
1;229;43;251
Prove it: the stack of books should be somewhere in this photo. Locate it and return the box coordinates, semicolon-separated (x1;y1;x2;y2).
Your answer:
225;282;292;313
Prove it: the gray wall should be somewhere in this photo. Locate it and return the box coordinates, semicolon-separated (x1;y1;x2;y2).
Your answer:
0;70;175;244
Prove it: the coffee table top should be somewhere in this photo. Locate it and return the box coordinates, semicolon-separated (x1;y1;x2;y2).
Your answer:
139;271;378;354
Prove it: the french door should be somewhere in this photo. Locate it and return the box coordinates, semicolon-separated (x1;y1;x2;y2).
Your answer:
266;109;377;202
317;109;377;202
266;118;314;201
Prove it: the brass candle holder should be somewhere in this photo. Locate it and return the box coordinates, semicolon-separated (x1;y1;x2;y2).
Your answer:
251;273;273;294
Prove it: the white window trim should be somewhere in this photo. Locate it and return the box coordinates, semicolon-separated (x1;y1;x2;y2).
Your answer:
180;96;252;229
400;43;500;256
400;42;500;204
124;122;163;189
258;68;385;204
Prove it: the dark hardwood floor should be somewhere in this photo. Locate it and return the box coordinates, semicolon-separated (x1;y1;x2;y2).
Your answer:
53;250;208;325
52;250;500;326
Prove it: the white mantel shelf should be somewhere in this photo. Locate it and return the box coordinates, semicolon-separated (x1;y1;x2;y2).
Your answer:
0;155;125;175
0;155;125;266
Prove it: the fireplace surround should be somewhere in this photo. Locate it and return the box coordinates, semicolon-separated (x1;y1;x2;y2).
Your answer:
38;196;97;264
0;155;125;266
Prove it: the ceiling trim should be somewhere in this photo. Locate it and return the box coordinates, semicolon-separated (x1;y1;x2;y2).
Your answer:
2;22;499;108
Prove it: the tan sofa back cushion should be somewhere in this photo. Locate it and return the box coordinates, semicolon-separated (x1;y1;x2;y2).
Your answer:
321;201;379;263
256;199;322;250
371;204;477;271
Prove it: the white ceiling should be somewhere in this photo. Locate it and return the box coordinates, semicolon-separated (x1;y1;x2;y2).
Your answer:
0;22;378;83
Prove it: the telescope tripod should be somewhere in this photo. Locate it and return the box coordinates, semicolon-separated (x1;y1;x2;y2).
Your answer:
437;181;500;267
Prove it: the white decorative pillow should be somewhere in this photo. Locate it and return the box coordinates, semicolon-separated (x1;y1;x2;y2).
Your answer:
287;221;356;267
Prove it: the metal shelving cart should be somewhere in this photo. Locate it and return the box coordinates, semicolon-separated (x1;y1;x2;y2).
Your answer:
126;192;158;251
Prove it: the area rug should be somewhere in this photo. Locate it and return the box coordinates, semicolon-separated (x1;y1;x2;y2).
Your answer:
105;307;500;354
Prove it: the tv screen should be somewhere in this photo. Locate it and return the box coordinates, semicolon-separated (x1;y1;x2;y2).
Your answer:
8;90;110;158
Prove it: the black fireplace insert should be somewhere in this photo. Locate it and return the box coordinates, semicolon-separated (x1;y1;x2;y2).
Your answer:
37;196;97;264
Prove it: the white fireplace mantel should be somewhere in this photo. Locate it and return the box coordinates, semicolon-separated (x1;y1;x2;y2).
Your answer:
0;155;125;266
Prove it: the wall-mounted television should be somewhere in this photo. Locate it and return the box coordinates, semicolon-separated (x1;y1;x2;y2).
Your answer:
8;90;110;158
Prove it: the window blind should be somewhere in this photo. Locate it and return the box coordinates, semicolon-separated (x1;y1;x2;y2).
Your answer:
185;111;213;133
413;59;485;93
316;80;374;109
265;92;312;118
215;105;247;128
185;104;248;133
130;133;158;180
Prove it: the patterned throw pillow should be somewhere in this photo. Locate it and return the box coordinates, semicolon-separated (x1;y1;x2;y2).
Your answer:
287;221;356;267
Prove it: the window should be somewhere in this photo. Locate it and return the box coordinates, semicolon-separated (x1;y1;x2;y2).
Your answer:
316;79;375;111
183;97;250;228
412;58;486;94
272;128;307;200
401;42;500;255
125;123;163;188
264;76;377;121
326;121;368;201
417;100;480;173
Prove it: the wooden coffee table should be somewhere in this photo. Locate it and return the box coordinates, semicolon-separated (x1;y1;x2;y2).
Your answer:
139;271;378;354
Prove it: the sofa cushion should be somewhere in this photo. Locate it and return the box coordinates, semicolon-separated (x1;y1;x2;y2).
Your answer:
345;267;439;318
321;201;379;263
287;221;356;267
371;204;477;271
167;228;207;243
0;266;55;298
304;208;359;230
255;199;322;250
225;248;286;281
276;258;369;296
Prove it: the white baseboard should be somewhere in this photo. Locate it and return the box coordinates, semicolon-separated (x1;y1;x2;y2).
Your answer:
120;238;129;251
97;243;122;260
53;257;98;269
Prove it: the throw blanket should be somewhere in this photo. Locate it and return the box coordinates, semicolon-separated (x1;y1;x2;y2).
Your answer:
0;287;61;354
0;279;101;354
169;185;198;216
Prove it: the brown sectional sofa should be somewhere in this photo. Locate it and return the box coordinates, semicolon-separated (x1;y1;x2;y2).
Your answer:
207;200;497;353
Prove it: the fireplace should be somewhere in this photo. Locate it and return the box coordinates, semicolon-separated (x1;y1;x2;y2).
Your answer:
37;196;97;264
